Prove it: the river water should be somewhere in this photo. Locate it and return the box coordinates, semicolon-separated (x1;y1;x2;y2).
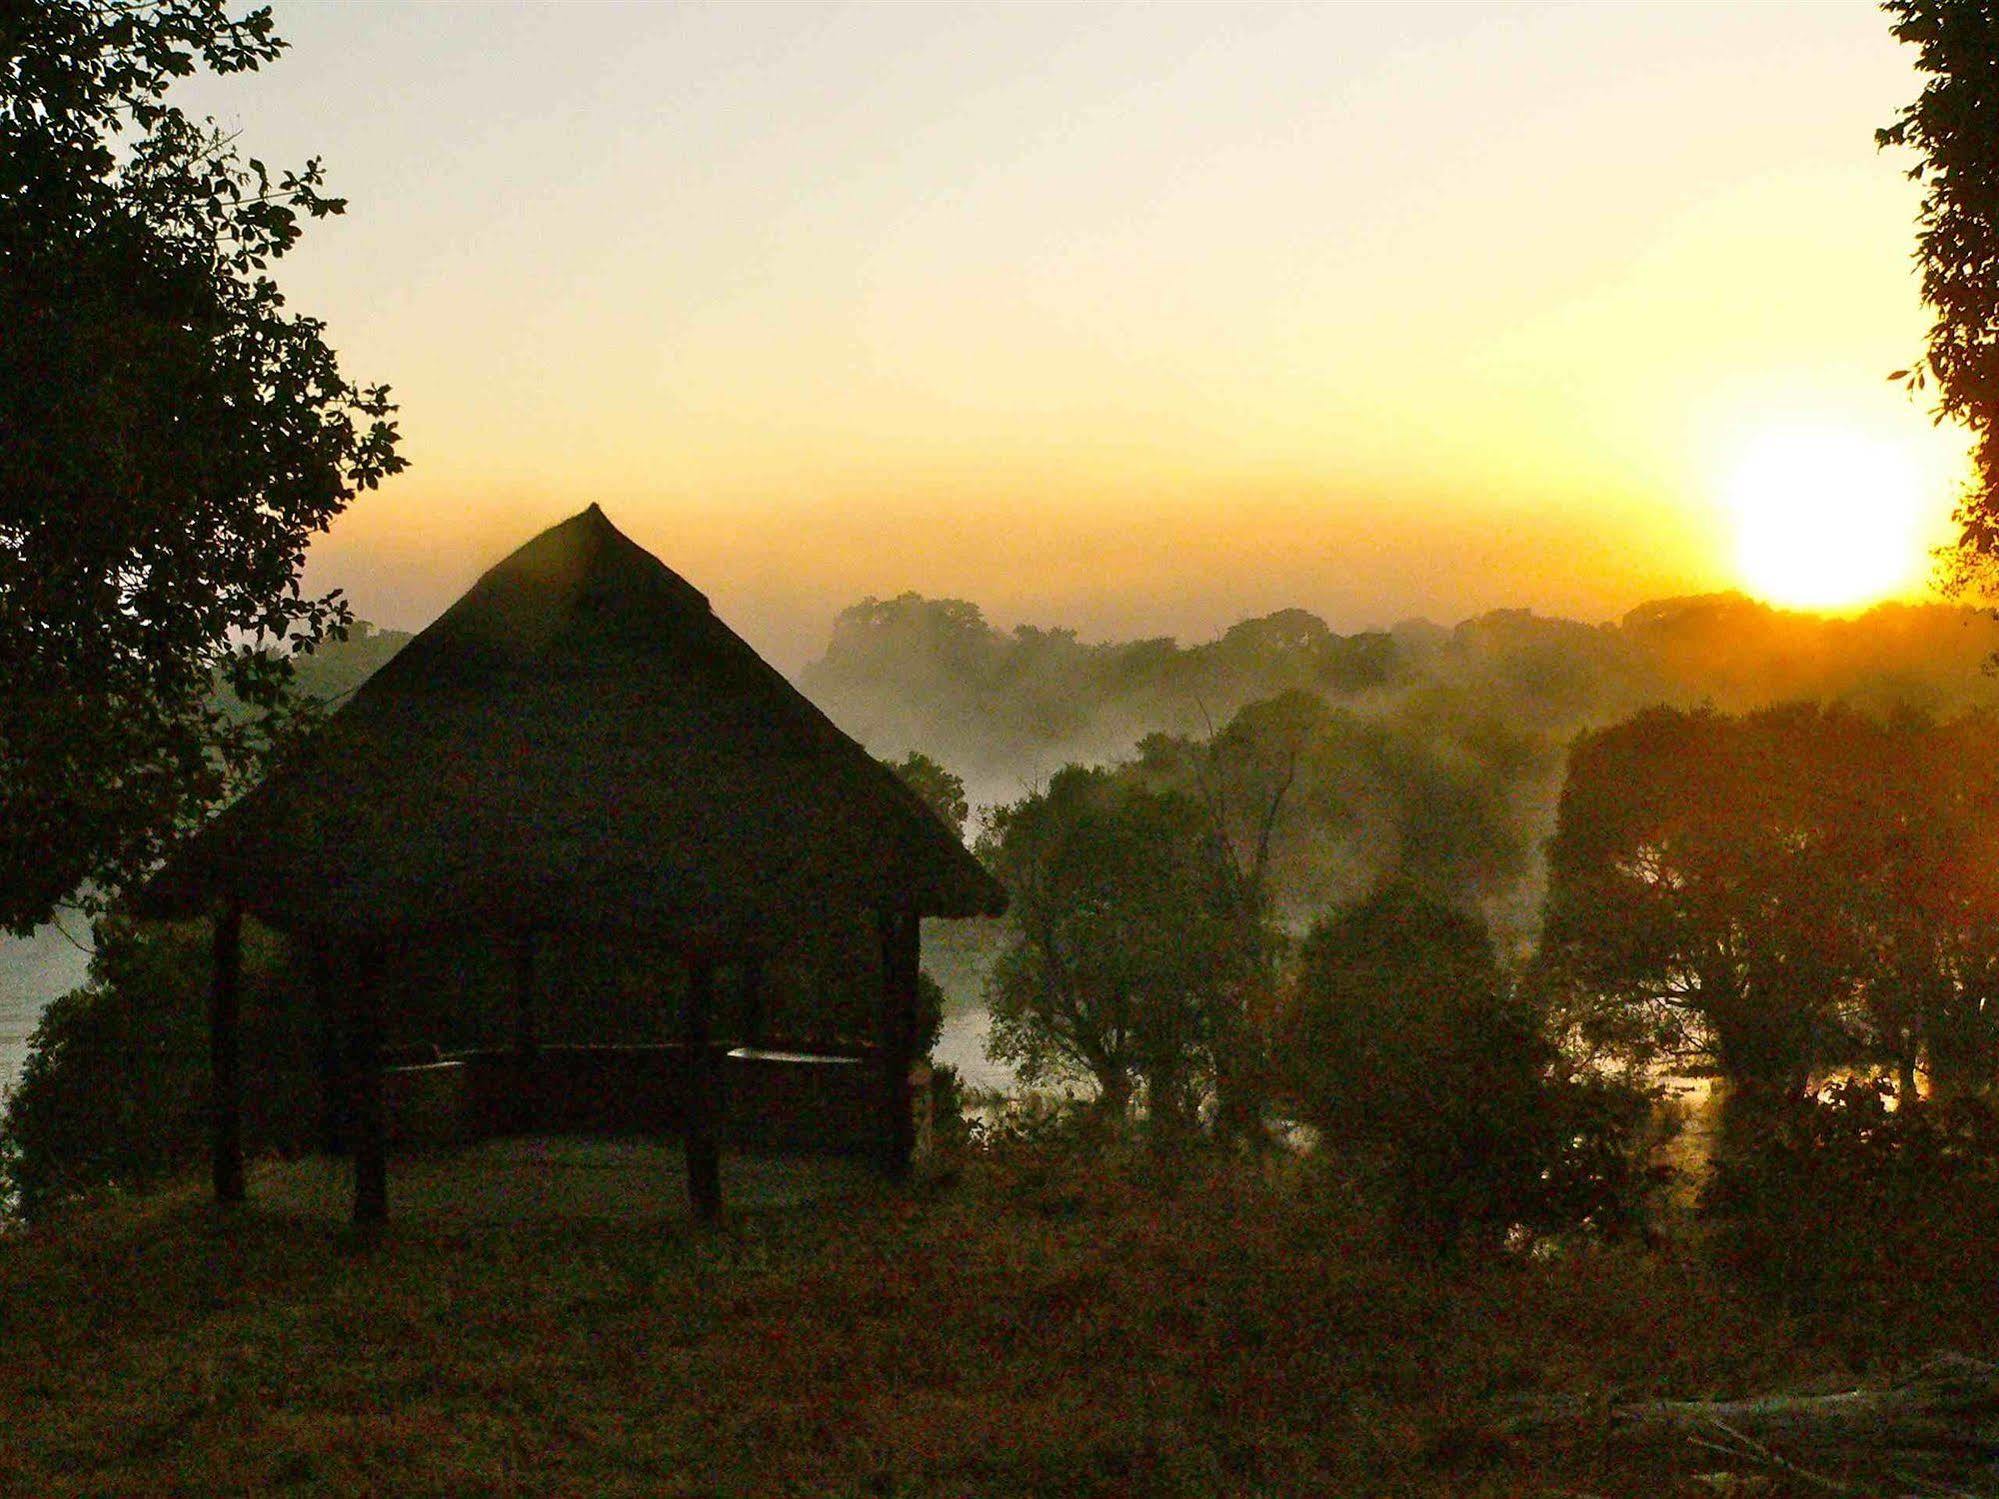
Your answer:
0;925;91;1095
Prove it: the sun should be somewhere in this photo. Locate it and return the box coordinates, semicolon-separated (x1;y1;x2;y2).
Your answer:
1724;426;1931;610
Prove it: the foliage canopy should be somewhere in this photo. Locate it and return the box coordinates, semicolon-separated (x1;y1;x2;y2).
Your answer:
1882;1;1999;592
979;766;1251;1133
0;917;315;1221
1541;703;1999;1096
0;0;404;933
884;750;971;841
1278;884;1646;1252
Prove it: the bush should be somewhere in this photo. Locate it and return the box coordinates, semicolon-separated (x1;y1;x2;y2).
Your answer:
1702;1079;1999;1316
0;918;317;1222
928;1061;971;1153
1278;884;1652;1254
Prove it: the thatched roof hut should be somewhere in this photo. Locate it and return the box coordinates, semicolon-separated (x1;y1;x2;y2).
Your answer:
142;505;1003;1222
142;502;1002;936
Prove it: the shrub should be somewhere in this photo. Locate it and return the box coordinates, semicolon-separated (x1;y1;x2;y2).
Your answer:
928;1061;971;1153
1278;884;1652;1254
0;918;316;1222
1702;1078;1999;1316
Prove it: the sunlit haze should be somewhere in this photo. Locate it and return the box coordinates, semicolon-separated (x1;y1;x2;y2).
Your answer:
1726;424;1940;609
172;1;1973;669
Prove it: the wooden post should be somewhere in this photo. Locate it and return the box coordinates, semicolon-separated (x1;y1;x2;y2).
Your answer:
209;902;246;1204
682;958;722;1221
877;906;919;1181
512;931;540;1132
348;947;388;1226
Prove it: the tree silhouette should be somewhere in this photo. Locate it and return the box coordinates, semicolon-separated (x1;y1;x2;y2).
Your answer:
979;766;1245;1135
1278;883;1583;1253
1881;1;1999;594
0;1;404;932
1542;702;1999;1101
1816;708;1999;1099
884;750;971;841
1541;705;1862;1094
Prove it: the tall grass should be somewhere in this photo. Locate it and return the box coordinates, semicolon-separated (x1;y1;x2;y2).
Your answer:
0;1132;1983;1497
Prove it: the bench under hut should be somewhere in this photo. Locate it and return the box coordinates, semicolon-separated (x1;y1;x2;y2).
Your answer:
135;505;1005;1223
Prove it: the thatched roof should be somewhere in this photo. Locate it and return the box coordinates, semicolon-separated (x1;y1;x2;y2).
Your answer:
138;506;1005;944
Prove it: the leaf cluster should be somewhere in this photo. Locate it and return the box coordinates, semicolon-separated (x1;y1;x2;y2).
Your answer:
1704;1077;1999;1314
883;748;971;840
0;1;406;932
1541;702;1999;1093
1277;884;1651;1253
1881;1;1999;587
978;766;1250;1128
0;914;316;1222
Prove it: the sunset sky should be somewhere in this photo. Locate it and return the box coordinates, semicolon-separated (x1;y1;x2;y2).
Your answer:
179;0;1968;671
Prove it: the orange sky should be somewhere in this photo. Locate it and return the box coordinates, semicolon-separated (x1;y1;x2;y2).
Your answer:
178;1;1968;671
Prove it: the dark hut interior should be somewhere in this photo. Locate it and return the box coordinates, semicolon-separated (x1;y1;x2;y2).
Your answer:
135;505;1005;1223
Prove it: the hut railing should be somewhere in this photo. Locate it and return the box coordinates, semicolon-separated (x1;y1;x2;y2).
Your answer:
376;1041;925;1155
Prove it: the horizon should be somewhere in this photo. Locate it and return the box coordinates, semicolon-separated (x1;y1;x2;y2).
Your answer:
337;534;1986;674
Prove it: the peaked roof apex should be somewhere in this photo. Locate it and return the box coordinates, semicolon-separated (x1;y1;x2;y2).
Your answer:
414;505;713;662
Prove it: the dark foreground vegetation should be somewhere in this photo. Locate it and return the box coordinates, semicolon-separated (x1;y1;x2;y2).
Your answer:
13;636;1999;1486
1;1118;1995;1498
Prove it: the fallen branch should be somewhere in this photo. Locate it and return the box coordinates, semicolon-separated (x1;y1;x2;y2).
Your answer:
1492;1355;1999;1493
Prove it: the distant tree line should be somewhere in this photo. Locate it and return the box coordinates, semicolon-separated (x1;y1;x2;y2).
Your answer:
806;590;1999;947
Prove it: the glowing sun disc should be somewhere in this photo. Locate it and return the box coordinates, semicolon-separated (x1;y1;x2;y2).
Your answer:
1725;427;1926;610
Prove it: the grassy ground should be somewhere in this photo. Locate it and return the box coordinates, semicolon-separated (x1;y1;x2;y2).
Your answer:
0;1141;1987;1497
247;1137;877;1224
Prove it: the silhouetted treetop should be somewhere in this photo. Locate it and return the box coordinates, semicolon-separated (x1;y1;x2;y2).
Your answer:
883;750;971;842
1540;702;1999;1096
1882;0;1999;594
0;0;405;932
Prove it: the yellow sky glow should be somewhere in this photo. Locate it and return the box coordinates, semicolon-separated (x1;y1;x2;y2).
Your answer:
173;1;1976;670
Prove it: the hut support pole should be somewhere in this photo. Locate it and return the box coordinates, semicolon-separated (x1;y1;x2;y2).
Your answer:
209;902;246;1204
682;960;722;1222
513;932;540;1132
349;950;389;1226
877;906;919;1181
